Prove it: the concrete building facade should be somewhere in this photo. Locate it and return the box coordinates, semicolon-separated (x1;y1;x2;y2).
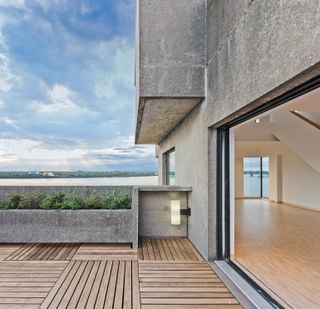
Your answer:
135;0;320;261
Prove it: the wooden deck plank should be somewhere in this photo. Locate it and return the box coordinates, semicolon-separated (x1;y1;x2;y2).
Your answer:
155;239;167;260
151;239;161;260
132;260;141;309
0;260;67;309
0;239;241;308
73;243;136;260
68;261;93;309
94;260;112;309
57;261;88;309
123;260;132;309
85;260;107;309
141;238;208;261
39;261;78;309
6;243;31;261
75;261;100;309
146;239;156;260
104;261;119;308
6;244;79;261
138;260;241;308
0;244;21;262
160;239;173;260
141;239;150;260
114;261;126;309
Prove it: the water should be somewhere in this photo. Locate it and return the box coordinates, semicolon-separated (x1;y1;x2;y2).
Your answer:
0;176;158;186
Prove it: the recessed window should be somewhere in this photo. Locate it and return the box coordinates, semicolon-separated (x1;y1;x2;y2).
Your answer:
164;149;175;185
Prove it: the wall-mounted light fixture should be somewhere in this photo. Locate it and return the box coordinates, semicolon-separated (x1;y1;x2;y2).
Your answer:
171;200;181;225
171;200;191;225
255;118;261;123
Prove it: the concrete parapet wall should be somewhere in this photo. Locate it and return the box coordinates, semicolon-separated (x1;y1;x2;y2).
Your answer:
0;186;191;246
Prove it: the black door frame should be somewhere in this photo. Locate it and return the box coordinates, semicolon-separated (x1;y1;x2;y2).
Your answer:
216;75;320;308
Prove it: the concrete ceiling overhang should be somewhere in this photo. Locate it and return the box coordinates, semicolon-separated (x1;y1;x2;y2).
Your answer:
135;97;203;144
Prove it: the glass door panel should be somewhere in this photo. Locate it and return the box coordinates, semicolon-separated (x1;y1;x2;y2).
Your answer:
243;157;261;197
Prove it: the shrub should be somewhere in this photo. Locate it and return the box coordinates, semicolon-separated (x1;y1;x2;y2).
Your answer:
0;194;22;209
40;192;65;209
83;194;102;209
19;193;46;209
0;191;131;210
102;192;131;209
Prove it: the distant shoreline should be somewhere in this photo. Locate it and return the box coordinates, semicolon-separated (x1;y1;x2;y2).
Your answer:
0;175;157;179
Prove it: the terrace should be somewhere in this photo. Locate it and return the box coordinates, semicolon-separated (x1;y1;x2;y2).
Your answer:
0;185;249;308
0;238;242;309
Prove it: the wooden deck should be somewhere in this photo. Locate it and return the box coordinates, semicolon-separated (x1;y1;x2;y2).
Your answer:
0;239;241;309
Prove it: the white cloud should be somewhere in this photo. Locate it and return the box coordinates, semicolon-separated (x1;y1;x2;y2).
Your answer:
0;150;17;163
0;0;25;8
33;84;78;113
94;46;134;105
0;54;20;92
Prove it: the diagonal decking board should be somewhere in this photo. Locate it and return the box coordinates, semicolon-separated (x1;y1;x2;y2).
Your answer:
139;238;204;261
0;244;21;262
0;239;241;308
5;243;80;261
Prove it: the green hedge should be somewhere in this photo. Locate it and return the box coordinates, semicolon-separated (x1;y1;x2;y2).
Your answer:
0;192;131;210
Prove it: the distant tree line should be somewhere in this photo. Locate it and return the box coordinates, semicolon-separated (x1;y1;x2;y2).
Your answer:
0;171;157;179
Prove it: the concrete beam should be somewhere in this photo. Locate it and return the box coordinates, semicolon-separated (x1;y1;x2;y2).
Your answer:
135;0;206;144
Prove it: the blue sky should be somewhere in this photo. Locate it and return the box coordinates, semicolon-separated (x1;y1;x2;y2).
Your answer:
0;0;157;171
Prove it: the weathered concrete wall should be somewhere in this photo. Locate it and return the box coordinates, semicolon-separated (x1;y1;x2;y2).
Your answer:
207;0;320;126
135;0;206;144
138;191;189;238
0;209;138;246
157;102;210;258
0;186;192;245
138;0;206;98
156;0;320;260
0;187;139;247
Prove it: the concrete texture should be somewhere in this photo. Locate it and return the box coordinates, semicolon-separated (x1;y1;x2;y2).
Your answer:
138;185;192;192
135;0;206;144
141;0;320;260
138;191;189;238
0;186;192;246
157;103;210;258
138;0;205;97
137;98;202;144
0;209;138;245
207;0;320;126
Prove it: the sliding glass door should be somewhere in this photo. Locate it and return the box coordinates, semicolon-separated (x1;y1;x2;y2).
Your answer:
243;157;269;198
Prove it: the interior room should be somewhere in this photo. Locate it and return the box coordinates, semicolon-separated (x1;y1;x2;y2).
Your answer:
230;87;320;308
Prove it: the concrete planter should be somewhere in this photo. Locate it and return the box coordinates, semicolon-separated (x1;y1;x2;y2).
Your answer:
0;188;139;248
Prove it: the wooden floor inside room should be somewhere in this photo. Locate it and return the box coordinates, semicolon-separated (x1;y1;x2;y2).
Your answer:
234;199;320;309
0;239;242;309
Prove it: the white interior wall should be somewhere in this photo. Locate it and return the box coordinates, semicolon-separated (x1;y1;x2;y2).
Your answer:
282;153;320;210
235;142;320;210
